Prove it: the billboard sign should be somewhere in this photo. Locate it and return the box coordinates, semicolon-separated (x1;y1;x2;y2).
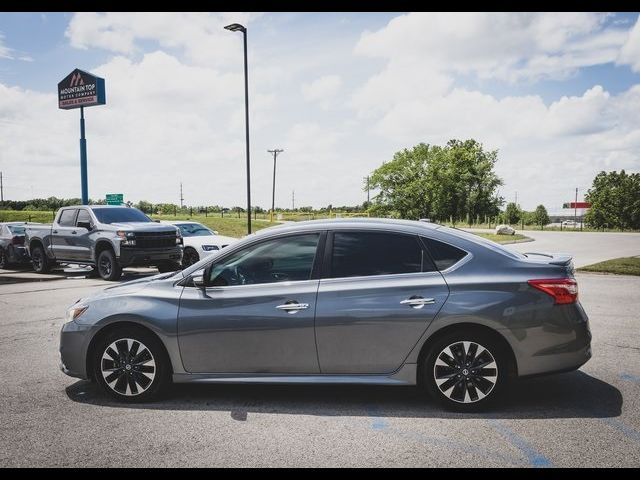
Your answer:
562;202;591;209
106;193;124;205
58;68;106;110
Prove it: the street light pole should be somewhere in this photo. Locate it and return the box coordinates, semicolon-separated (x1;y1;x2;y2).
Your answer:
225;23;252;235
268;149;283;222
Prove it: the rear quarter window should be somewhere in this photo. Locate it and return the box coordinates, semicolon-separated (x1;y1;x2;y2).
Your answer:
421;236;468;271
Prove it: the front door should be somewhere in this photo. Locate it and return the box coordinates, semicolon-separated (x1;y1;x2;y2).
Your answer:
178;232;323;374
314;230;450;374
51;208;78;261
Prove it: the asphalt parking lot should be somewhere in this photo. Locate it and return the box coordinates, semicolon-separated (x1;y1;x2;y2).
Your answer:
1;238;639;467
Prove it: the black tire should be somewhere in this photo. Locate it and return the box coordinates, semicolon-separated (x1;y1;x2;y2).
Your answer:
97;249;122;281
0;248;9;269
181;247;199;268
31;245;51;273
93;326;170;403
157;261;181;273
421;330;509;412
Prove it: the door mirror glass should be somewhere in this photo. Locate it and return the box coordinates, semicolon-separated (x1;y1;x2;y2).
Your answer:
192;269;206;288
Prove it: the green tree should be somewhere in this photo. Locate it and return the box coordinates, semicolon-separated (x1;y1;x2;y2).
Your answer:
503;202;521;224
532;205;550;226
136;200;154;214
585;170;640;230
367;139;503;221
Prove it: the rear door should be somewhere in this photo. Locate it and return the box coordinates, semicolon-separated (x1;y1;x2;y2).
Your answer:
314;230;450;374
51;209;78;260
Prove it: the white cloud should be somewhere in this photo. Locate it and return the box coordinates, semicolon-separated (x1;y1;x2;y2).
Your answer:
301;74;342;107
355;12;627;83
0;34;11;59
618;16;640;72
65;12;262;67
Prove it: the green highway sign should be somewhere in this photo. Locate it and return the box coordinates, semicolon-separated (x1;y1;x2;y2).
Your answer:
106;193;124;205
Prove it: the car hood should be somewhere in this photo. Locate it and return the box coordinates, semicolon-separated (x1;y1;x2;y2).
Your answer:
184;234;239;247
108;222;178;233
86;271;182;300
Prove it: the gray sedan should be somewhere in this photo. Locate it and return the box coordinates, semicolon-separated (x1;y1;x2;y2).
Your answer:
59;219;591;411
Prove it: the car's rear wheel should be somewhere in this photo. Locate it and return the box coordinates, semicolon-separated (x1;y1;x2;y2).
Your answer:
97;249;122;281
31;245;51;273
422;330;508;412
0;248;9;269
93;327;169;403
182;247;199;268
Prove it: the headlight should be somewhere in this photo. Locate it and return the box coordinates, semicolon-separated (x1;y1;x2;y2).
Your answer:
65;305;89;323
202;245;220;252
117;230;136;246
175;230;183;245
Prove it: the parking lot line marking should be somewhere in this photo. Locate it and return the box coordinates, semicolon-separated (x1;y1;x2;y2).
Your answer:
366;405;389;431
600;418;640;443
486;419;552;468
620;373;640;383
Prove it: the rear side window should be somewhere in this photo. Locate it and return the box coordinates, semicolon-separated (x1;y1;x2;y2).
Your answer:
58;209;77;227
421;237;467;271
330;232;423;278
76;209;92;226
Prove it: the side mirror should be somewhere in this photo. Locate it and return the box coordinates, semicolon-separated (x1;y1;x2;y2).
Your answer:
77;221;93;230
192;274;205;288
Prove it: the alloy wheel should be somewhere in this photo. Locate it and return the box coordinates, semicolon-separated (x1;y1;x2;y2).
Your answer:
433;341;498;404
182;249;199;267
99;256;112;277
100;338;156;396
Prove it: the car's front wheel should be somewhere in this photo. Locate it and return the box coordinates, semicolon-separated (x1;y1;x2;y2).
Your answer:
93;326;169;403
422;330;508;412
181;247;199;268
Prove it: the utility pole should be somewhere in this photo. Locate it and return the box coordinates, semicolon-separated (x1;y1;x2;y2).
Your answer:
268;149;283;222
0;171;3;205
292;190;295;210
180;182;184;209
574;187;578;227
515;191;518;207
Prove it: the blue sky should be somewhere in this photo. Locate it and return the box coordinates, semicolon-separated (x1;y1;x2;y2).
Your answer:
1;12;639;210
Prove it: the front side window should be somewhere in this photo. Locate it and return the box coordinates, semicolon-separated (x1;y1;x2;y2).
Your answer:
207;233;320;287
58;209;77;227
330;231;423;278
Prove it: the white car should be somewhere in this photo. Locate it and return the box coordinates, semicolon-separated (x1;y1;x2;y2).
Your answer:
161;221;238;267
495;224;516;235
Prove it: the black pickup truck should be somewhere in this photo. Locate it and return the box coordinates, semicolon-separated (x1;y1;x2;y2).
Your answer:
25;205;183;280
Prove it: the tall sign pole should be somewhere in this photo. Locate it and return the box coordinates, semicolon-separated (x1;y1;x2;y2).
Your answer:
79;107;88;205
574;188;578;226
58;68;106;205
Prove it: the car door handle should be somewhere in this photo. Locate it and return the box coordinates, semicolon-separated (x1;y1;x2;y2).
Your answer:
52;230;58;234
400;297;435;309
71;231;77;234
276;302;309;314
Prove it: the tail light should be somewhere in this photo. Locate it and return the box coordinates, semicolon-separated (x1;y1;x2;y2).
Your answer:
528;278;578;304
11;236;24;246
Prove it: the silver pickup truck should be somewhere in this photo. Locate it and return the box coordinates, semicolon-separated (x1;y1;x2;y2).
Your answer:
25;205;183;280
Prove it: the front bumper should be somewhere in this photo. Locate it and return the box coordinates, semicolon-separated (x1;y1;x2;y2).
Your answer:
118;246;183;268
59;320;94;380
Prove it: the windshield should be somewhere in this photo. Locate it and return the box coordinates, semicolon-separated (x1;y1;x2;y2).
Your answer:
91;207;151;224
8;225;26;235
176;223;214;237
441;226;526;260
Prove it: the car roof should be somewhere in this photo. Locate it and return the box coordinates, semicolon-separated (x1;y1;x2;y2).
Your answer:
253;218;442;237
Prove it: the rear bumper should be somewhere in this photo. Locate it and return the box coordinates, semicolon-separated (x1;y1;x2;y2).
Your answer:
7;245;30;263
118;246;183;267
510;302;592;377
